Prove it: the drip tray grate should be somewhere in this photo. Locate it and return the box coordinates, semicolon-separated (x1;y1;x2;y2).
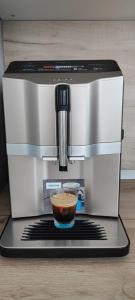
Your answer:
21;218;107;240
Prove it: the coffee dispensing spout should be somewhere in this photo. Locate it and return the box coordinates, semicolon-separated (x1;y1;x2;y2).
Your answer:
55;84;70;171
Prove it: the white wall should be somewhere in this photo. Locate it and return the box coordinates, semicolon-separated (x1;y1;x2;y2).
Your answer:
1;0;135;20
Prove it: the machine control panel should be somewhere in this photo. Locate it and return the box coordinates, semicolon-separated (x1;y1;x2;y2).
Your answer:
6;60;120;73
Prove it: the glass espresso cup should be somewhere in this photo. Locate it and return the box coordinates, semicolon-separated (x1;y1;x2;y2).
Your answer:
50;188;78;229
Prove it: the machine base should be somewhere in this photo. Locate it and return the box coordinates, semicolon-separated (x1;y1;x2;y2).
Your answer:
0;214;130;257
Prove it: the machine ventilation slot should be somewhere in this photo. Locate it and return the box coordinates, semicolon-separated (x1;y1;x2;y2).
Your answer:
21;219;107;241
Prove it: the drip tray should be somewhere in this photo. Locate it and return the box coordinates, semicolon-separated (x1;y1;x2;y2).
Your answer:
21;219;107;241
0;214;130;257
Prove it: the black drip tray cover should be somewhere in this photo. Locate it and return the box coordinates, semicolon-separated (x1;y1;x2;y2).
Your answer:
21;218;107;241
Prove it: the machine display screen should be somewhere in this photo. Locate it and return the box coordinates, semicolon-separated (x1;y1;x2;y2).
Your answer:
6;60;120;73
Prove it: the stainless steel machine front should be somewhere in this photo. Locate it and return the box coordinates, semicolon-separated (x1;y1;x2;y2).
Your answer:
0;60;130;257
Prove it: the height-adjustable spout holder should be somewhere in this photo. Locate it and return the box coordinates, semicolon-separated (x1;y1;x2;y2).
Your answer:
55;84;70;171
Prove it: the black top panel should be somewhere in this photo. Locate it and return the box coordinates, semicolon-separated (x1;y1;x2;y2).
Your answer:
5;60;121;73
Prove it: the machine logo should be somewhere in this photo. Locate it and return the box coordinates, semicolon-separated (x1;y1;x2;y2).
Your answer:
52;78;72;82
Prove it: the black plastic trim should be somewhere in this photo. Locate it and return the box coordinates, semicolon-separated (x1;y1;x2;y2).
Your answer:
59;166;67;172
55;84;70;112
5;60;121;74
0;243;130;258
0;216;10;239
121;129;124;140
21;219;107;241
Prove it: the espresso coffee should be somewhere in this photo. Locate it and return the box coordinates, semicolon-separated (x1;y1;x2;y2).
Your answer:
51;192;77;225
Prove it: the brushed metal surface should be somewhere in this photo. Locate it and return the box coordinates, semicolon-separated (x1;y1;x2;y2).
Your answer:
58;111;68;168
84;154;120;217
7;154;120;218
3;75;123;146
0;215;129;251
8;155;44;218
6;142;121;158
3;64;123;219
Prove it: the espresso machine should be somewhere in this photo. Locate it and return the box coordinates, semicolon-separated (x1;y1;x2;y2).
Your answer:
0;60;130;257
